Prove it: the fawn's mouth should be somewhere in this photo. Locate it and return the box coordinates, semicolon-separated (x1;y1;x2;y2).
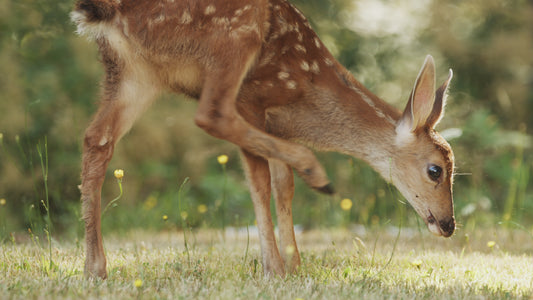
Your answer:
426;209;455;237
426;210;442;236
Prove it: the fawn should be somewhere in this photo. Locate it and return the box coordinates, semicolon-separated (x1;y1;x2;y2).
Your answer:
71;0;456;279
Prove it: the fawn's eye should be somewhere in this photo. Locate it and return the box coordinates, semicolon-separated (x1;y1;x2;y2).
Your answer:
427;165;442;181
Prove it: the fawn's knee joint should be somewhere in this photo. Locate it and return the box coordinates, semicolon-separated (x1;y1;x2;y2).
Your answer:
193;113;212;130
194;112;236;138
98;135;109;146
84;131;112;149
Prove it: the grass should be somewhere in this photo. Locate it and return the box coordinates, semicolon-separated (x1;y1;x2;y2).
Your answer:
1;227;532;299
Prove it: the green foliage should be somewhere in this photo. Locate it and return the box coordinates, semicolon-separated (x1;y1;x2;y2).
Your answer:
0;0;532;238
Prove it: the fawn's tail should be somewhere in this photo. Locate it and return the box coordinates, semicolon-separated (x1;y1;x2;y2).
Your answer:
73;0;118;23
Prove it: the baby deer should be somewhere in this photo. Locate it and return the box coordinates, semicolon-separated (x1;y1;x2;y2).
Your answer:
72;0;456;279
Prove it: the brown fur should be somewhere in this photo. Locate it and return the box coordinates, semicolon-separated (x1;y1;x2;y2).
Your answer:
75;0;117;22
72;0;456;279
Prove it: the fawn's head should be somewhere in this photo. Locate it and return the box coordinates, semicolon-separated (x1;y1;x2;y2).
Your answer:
391;55;455;237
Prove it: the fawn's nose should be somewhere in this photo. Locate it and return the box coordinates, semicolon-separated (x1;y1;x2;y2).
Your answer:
439;216;455;237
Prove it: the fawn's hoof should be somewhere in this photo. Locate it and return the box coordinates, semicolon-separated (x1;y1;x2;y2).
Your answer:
315;183;335;195
84;261;108;280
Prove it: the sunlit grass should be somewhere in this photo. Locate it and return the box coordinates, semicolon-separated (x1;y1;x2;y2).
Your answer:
1;228;531;299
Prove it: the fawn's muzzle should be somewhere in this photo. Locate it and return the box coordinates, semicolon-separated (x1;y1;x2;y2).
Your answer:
427;210;455;237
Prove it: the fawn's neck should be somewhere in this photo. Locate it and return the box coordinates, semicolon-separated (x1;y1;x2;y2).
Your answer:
267;65;403;177
330;67;404;172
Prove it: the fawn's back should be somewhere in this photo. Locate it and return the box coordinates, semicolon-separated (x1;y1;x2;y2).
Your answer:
73;0;393;115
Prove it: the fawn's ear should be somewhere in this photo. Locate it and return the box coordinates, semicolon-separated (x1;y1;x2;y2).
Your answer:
425;68;453;129
396;55;441;143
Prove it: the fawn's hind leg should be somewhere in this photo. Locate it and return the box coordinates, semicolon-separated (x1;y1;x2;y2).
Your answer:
241;150;285;276
270;160;301;273
81;42;159;278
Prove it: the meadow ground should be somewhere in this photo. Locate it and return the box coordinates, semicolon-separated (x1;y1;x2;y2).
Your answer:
1;226;532;299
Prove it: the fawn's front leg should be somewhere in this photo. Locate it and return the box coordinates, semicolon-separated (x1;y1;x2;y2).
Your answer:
193;48;332;193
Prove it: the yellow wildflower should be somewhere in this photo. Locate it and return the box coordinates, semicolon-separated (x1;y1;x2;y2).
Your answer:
143;195;157;210
487;241;496;249
285;245;295;256
114;169;124;180
197;204;208;214
180;211;188;220
340;198;353;211
0;198;6;206
162;215;168;221
411;259;423;268
134;279;143;288
217;154;228;165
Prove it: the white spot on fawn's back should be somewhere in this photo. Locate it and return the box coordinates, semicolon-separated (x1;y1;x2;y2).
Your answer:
231;23;260;39
278;71;290;80
300;61;310;71
294;44;306;53
286;80;297;89
314;37;321;49
310;61;320;74
180;11;192;24
213;17;230;27
205;5;216;15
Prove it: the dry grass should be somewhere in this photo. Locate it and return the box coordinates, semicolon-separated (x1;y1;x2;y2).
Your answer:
1;227;532;299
